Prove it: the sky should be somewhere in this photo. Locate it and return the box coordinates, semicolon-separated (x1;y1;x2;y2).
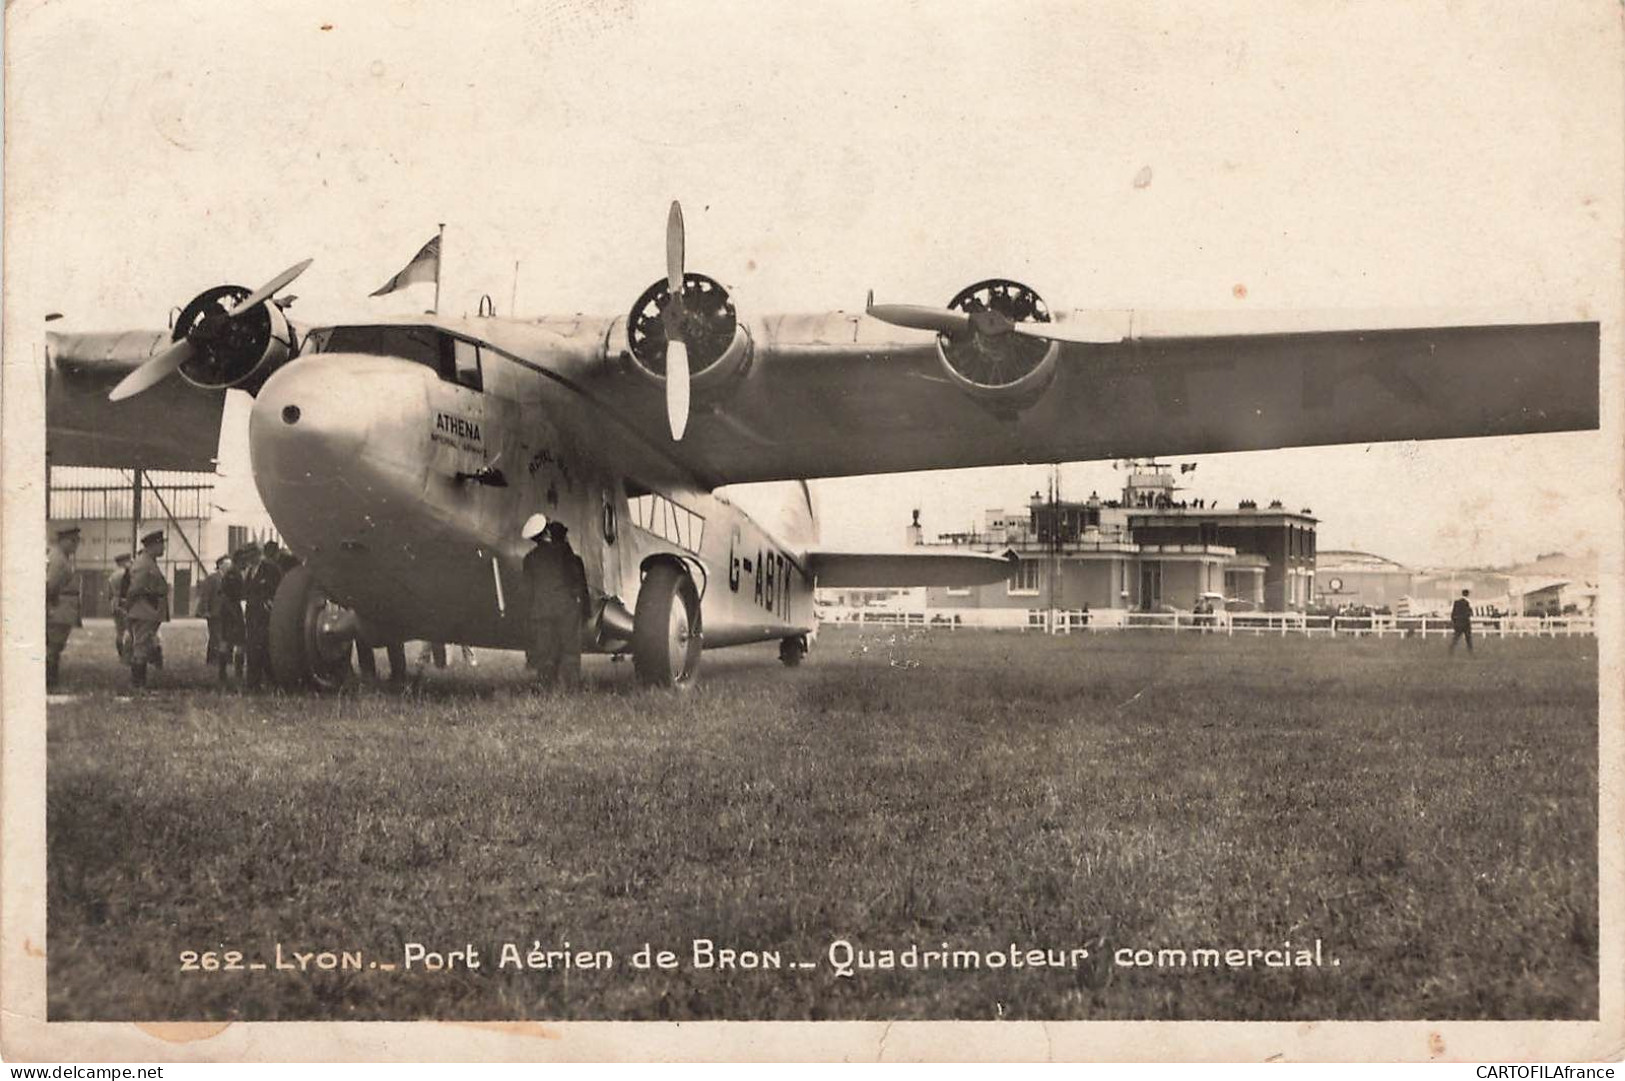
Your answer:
7;0;1621;570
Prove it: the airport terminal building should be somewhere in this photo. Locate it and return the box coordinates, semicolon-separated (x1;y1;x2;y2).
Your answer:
917;462;1317;613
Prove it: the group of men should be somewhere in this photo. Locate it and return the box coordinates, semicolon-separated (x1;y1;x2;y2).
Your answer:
193;540;298;689
46;511;591;692
48;526;172;690
46;526;297;692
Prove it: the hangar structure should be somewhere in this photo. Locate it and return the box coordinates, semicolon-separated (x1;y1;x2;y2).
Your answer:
1317;548;1599;617
916;460;1317;614
46;466;280;618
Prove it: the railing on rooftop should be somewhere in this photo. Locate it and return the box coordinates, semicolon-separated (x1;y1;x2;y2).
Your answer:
931;531;1134;549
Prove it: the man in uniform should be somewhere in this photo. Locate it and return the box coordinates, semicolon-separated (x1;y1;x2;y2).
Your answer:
124;530;170;689
1450;588;1474;655
242;541;284;690
196;555;227;665
521;514;590;689
105;553;132;659
45;525;82;690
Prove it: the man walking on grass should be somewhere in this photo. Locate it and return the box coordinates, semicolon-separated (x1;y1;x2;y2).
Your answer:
1450;588;1474;655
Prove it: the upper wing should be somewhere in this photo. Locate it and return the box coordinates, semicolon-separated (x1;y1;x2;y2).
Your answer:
622;313;1598;486
47;330;227;470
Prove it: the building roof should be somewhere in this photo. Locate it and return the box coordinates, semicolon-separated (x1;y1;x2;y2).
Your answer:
1512;578;1570;596
1316;550;1409;571
1503;552;1597;581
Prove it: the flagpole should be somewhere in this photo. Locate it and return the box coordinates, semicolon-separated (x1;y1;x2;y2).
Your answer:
433;222;445;315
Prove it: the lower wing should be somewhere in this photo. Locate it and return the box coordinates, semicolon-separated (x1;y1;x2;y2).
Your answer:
47;330;227;470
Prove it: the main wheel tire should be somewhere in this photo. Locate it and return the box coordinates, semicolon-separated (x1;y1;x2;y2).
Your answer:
779;635;807;667
632;563;702;688
269;566;355;691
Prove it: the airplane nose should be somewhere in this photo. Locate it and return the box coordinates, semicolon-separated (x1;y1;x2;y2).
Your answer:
249;352;436;506
250;356;368;479
249;353;436;563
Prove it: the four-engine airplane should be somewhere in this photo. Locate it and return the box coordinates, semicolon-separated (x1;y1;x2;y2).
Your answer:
44;203;1600;688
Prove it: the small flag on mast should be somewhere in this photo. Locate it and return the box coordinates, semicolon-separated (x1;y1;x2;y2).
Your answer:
370;235;441;297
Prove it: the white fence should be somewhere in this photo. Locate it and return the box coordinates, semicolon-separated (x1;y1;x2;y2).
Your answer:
817;607;1596;638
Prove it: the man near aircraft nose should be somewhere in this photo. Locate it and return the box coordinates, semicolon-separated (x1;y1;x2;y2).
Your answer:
242;542;283;691
124;530;170;689
45;525;83;691
522;515;589;690
215;549;248;686
196;555;227;666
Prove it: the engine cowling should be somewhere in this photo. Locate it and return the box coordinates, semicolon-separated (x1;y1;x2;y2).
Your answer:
172;284;298;394
625;272;753;397
935;279;1060;410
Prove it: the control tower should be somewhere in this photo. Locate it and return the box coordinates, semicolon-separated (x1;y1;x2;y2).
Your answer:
1119;458;1181;509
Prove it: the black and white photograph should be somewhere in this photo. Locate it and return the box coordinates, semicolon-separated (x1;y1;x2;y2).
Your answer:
3;0;1620;1063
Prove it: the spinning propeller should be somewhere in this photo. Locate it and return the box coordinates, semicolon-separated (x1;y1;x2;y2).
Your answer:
109;258;313;402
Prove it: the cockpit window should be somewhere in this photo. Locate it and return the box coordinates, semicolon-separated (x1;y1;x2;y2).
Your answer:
304;326;482;391
451;337;483;392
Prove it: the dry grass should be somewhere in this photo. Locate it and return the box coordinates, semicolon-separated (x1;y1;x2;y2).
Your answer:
46;620;1597;1020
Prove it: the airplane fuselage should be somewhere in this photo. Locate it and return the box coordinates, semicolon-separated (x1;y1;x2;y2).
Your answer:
248;315;817;655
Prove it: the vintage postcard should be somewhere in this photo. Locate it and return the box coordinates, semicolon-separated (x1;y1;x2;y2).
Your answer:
3;0;1620;1063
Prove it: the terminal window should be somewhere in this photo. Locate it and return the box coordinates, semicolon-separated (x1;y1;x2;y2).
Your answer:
1008;560;1041;596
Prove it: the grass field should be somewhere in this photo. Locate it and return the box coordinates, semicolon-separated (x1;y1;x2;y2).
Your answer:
45;619;1598;1021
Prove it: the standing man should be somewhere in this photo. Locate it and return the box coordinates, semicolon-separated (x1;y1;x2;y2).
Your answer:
124;530;170;689
521;515;590;690
45;525;82;690
196;555;226;665
215;549;247;686
1450;588;1474;655
242;541;284;690
105;553;132;659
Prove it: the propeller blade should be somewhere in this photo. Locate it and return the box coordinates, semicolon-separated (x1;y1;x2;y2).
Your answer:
666;338;691;441
108;337;195;402
866;302;973;337
226;257;314;318
1007;319;1123;345
666;202;685;297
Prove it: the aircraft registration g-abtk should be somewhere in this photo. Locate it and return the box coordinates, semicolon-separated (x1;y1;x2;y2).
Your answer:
44;203;1599;689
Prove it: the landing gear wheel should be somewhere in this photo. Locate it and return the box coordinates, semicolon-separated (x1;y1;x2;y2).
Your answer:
632;563;702;688
779;635;808;667
269;565;355;692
